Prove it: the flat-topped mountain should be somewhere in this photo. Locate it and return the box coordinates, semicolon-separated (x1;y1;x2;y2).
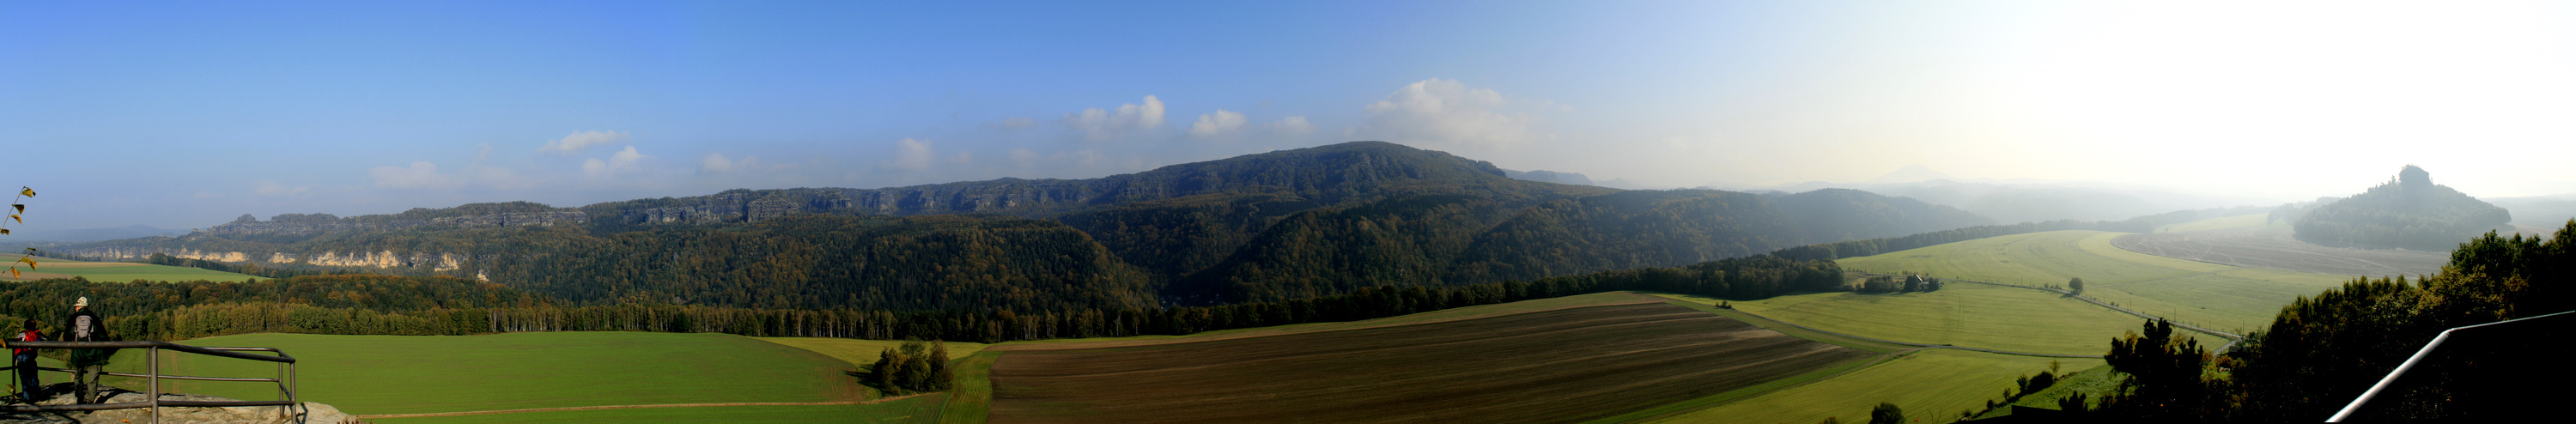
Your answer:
2294;166;2512;251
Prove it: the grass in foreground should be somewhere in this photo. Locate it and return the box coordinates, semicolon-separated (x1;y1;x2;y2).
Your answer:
97;332;862;418
1971;364;2122;420
938;351;1001;424
0;253;261;282
1654;349;2105;424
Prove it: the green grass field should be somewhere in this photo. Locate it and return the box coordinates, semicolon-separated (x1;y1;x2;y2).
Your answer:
89;332;878;423
2154;213;2271;233
1836;230;2351;336
1971;364;2121;420
2080;268;2348;334
1692;282;2198;355
1;253;261;282
1838;231;2231;288
937;351;1001;424
1651;349;2101;424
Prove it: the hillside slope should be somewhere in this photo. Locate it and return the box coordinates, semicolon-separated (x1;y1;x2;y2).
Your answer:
57;142;1990;310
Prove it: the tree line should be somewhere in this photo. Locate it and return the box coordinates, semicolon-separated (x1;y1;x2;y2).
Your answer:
0;254;1843;344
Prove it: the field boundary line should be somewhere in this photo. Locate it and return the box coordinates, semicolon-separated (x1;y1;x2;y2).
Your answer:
1852;272;2246;351
350;395;929;419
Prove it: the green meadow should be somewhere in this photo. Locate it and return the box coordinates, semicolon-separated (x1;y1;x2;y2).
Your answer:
90;332;881;422
1835;230;2349;336
1;253;261;282
1685;283;2197;355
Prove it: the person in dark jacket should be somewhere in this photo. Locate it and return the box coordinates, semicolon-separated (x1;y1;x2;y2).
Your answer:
12;318;39;403
64;297;105;404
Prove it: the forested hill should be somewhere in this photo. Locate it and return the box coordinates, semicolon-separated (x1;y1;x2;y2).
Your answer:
2294;166;2512;251
55;141;1992;309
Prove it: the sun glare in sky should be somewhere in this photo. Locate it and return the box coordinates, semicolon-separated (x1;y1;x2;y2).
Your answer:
2;1;2570;228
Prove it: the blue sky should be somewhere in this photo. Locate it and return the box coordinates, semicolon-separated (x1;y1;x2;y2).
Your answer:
6;1;2574;229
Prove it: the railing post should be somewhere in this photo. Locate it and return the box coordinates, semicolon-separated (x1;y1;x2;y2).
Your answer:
147;345;160;424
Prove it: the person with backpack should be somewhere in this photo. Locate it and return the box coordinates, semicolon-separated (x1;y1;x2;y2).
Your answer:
64;297;106;404
11;318;39;403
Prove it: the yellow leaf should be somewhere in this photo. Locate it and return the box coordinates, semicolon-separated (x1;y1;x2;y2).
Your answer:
7;267;15;279
0;228;9;235
15;257;31;269
15;187;30;197
8;214;16;223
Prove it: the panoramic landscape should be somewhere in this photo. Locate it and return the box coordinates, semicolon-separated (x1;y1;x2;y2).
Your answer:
3;2;2573;423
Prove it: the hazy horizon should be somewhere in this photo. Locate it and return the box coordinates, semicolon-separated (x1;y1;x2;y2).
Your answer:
8;1;2574;229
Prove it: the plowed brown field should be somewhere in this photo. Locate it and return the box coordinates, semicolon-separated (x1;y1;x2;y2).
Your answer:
986;294;1871;423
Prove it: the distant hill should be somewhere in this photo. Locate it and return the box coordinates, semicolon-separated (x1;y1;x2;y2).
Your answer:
2294;166;2512;251
56;141;1993;309
1503;169;1595;185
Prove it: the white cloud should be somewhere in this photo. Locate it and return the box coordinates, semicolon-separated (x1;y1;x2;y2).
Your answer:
1064;95;1166;141
369;161;460;189
699;153;762;174
887;138;937;171
1187;110;1249;139
1272;116;1316;136
253;181;309;197
540;130;631;154
1352;79;1549;148
999;117;1036;129
582;145;650;178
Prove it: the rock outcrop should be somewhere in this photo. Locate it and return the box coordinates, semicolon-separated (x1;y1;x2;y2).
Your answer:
210;209;587;239
5;384;357;424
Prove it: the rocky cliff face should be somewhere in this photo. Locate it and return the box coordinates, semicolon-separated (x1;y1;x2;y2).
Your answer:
210;210;587;238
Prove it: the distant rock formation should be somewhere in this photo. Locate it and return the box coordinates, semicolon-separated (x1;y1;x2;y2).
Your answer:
7;383;357;423
210;207;589;240
2293;166;2512;251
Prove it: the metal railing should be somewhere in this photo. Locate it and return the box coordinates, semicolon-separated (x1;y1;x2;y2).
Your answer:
2325;310;2575;422
0;340;298;424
